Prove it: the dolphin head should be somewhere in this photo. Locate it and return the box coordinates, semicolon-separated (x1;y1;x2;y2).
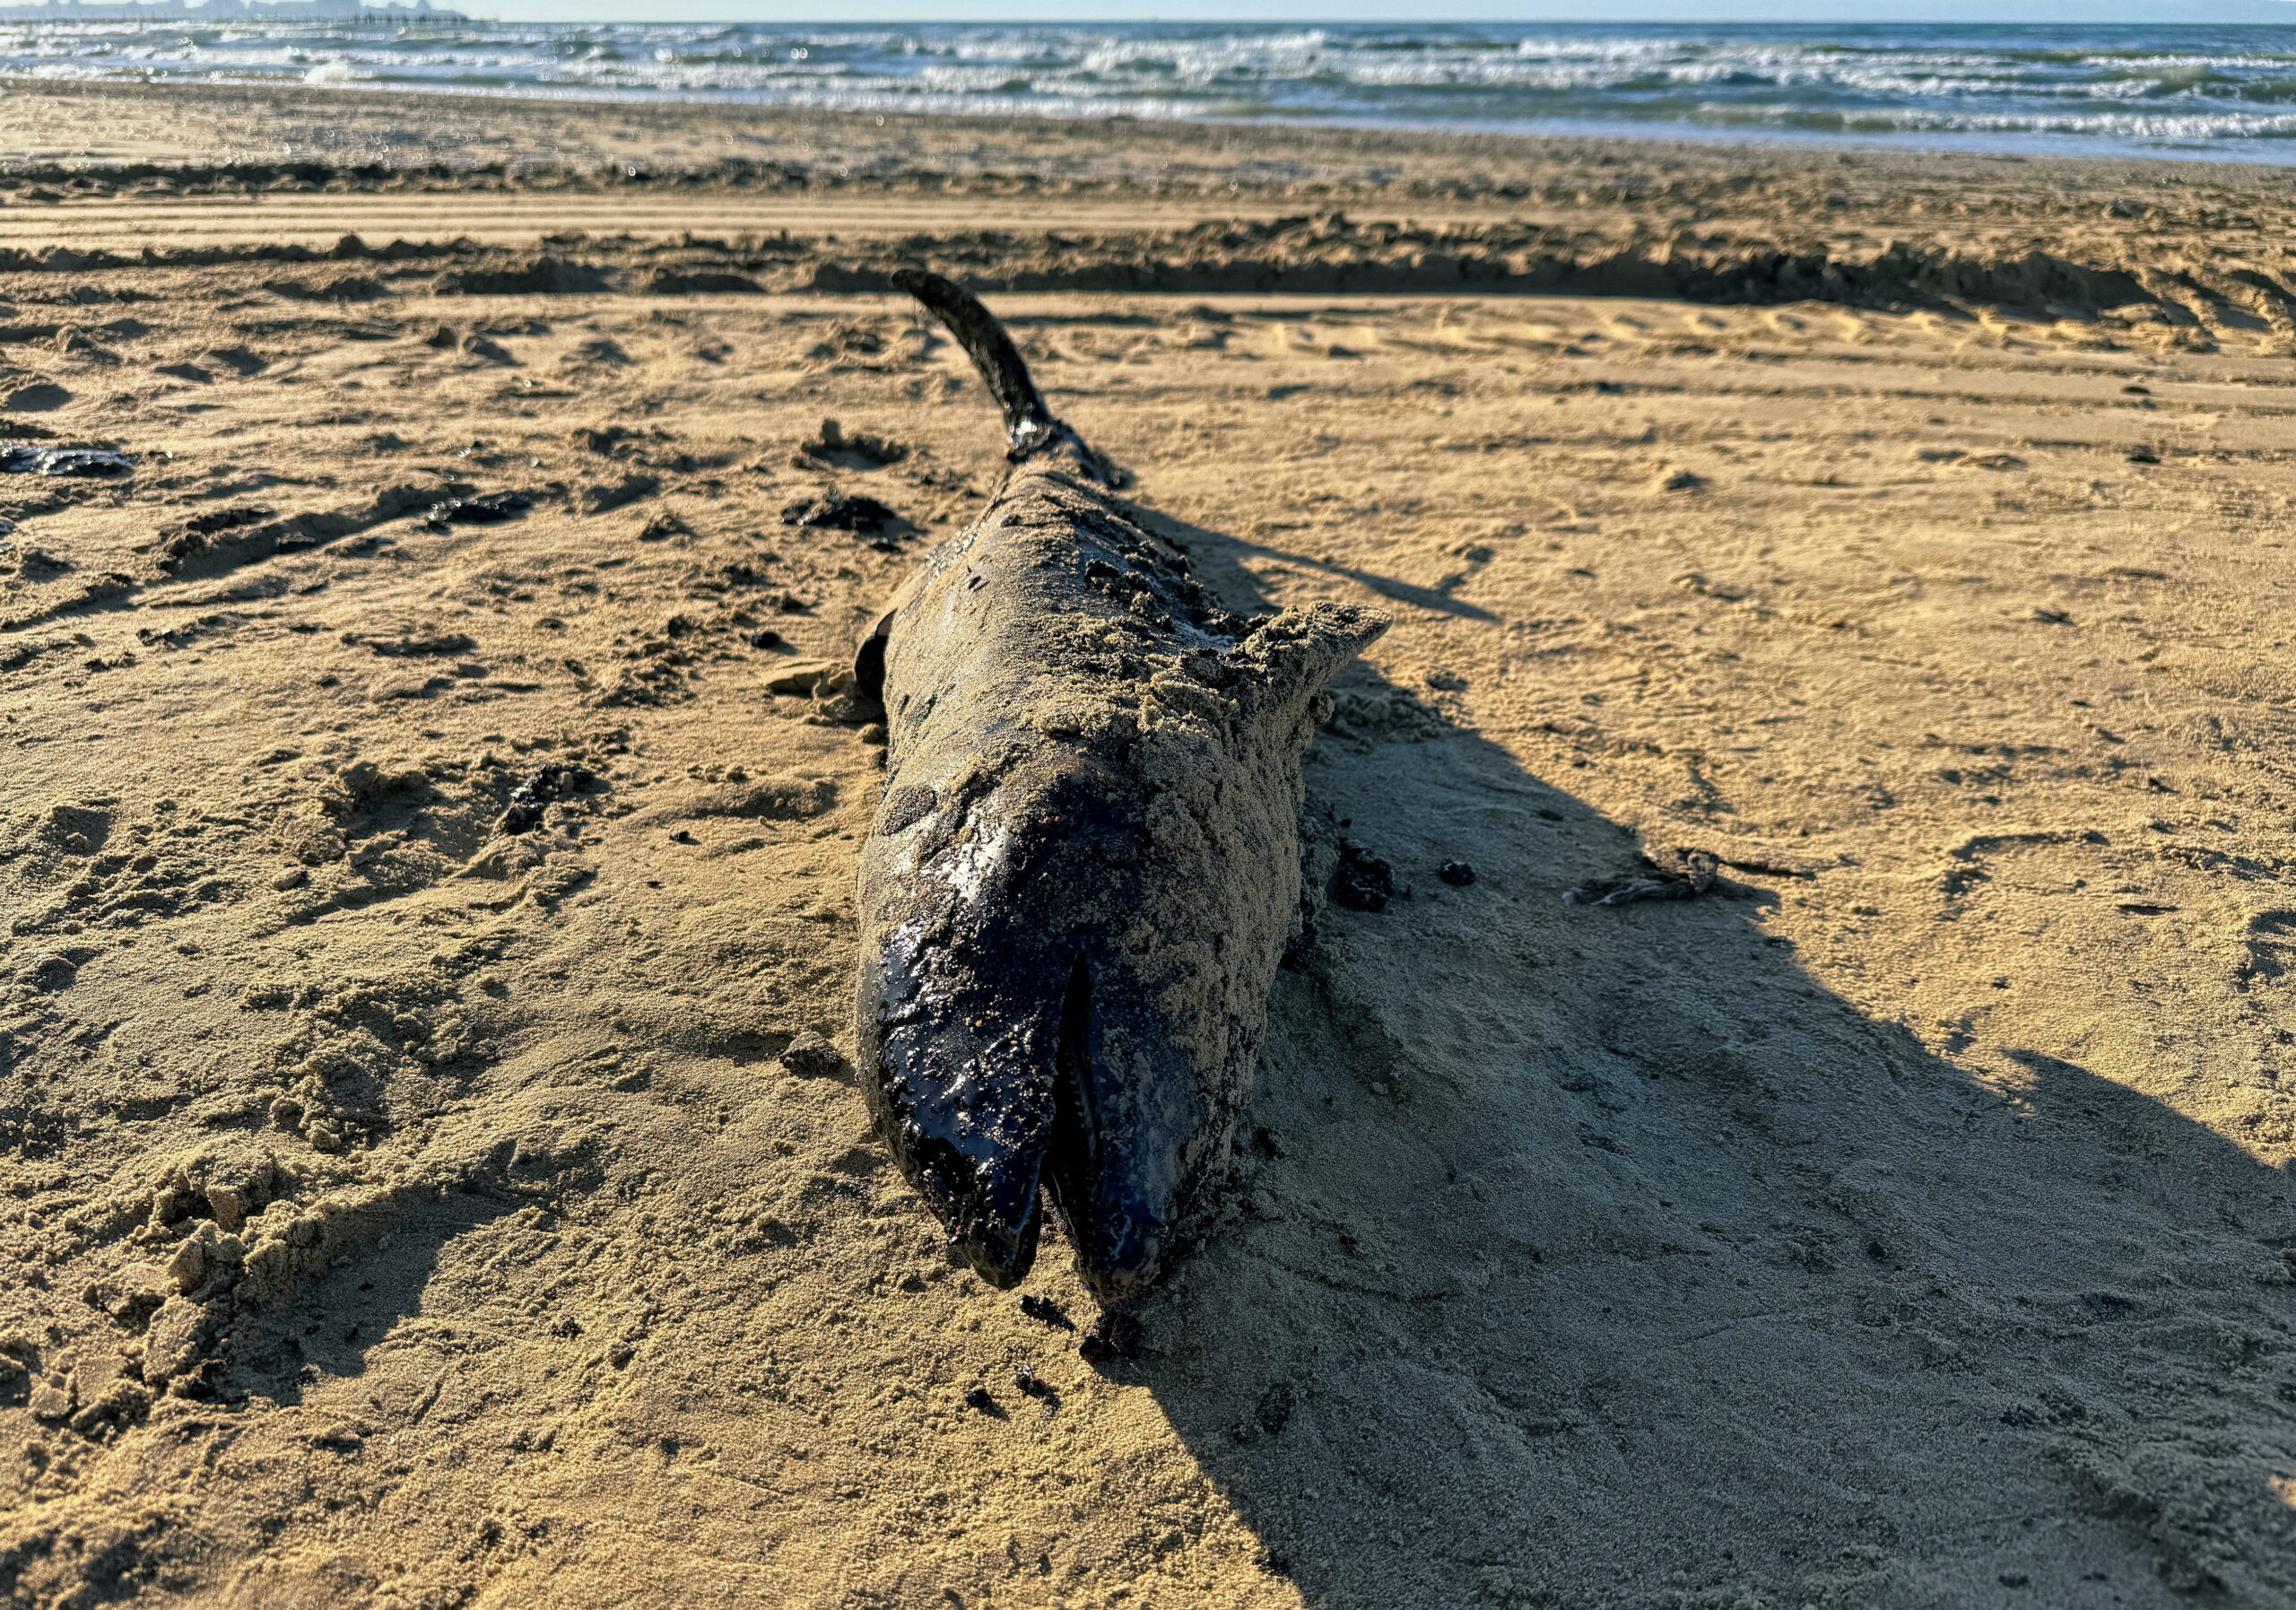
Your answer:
857;758;1213;1302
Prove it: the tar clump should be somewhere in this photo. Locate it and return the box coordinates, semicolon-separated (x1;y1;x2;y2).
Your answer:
1078;1311;1140;1365
1331;841;1395;911
1439;860;1476;886
780;491;901;536
500;762;594;835
1018;1294;1074;1330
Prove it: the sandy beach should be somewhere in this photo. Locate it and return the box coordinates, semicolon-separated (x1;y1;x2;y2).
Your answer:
4;82;2296;1610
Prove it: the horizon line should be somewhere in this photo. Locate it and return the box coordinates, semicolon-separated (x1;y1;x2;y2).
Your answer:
4;5;2296;17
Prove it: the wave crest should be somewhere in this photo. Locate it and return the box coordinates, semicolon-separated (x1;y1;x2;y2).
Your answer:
11;20;2296;161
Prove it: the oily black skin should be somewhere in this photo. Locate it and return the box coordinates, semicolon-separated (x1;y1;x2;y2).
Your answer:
864;761;1181;1288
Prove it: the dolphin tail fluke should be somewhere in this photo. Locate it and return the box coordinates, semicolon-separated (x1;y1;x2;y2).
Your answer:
892;267;1119;483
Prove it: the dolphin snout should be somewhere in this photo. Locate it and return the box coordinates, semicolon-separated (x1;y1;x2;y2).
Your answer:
862;898;1197;1302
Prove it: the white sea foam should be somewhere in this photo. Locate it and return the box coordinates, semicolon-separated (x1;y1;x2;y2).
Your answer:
10;21;2296;163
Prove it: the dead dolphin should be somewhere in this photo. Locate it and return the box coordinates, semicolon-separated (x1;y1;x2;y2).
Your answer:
851;270;1388;1303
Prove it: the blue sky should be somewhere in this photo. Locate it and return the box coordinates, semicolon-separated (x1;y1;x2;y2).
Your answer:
466;3;2296;22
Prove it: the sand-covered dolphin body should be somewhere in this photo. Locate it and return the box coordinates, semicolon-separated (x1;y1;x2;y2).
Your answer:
852;271;1387;1303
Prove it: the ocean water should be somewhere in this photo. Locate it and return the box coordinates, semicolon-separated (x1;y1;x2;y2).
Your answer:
22;20;2296;165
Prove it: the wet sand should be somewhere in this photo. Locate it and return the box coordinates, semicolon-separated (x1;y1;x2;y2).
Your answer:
3;82;2296;1610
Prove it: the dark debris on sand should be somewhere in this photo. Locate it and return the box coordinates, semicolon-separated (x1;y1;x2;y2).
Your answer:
1018;1294;1074;1331
1079;1311;1140;1366
500;762;595;835
1331;841;1396;912
780;491;905;543
797;417;908;469
0;444;130;477
419;490;532;531
1565;848;1720;907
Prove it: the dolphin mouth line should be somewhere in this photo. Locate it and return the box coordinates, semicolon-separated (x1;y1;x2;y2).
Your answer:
1040;955;1102;1255
942;953;1103;1291
884;939;1115;1292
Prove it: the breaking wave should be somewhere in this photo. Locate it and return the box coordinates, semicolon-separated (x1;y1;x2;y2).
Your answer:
15;20;2296;163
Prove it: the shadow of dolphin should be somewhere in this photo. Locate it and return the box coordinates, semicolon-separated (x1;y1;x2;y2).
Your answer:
1078;516;2296;1606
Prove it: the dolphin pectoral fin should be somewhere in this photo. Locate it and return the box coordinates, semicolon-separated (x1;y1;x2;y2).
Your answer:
852;568;927;704
1236;600;1393;721
853;615;892;708
852;604;899;706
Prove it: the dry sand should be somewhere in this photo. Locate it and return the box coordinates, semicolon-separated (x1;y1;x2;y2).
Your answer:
3;85;2296;1610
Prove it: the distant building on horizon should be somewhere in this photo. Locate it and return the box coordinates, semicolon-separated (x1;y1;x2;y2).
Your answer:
0;0;465;21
